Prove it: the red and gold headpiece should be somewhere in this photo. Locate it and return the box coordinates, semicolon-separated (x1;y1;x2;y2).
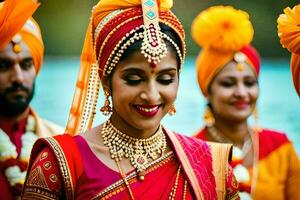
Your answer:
66;0;185;135
277;4;300;97
191;6;260;96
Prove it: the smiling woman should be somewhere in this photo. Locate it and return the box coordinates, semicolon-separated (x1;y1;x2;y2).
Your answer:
22;0;239;199
192;5;300;200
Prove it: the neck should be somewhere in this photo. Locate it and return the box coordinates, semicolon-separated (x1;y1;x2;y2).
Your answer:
213;117;249;147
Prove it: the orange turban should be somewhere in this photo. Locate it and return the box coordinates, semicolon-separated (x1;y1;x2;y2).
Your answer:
277;4;300;97
0;0;44;74
66;0;186;135
191;6;260;96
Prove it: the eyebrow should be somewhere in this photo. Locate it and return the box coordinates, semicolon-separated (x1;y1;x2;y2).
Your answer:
22;57;33;62
157;67;177;74
0;57;33;62
121;68;145;74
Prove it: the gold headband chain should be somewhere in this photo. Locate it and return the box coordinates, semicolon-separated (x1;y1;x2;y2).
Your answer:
103;28;183;76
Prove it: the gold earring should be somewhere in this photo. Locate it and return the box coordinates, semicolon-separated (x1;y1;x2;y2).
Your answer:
100;89;112;116
204;106;215;127
168;104;176;116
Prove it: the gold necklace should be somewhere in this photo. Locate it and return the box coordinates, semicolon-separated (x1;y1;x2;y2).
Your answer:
168;166;188;200
101;120;167;180
207;126;253;158
115;160;135;200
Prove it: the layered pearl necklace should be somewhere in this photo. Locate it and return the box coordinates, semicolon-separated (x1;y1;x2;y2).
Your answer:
0;115;38;195
101;120;167;180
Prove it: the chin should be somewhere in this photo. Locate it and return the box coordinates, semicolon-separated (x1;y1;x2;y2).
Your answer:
130;116;163;131
228;113;251;122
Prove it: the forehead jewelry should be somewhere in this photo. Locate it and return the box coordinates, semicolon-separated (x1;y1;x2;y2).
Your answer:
11;34;22;54
234;52;247;72
141;0;168;66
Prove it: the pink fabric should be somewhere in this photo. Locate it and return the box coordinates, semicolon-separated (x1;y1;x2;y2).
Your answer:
74;135;120;199
173;133;217;200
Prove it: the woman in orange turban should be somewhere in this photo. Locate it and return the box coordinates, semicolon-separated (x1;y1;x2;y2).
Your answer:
193;5;300;200
22;0;239;199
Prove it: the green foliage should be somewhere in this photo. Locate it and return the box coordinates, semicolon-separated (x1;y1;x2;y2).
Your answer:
34;0;299;57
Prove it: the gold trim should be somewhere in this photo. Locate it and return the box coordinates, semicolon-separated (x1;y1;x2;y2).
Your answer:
45;138;74;199
22;186;59;200
209;142;232;200
165;129;205;200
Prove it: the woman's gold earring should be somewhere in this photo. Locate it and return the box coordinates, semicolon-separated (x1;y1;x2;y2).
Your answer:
204;106;215;127
168;104;176;116
100;89;112;116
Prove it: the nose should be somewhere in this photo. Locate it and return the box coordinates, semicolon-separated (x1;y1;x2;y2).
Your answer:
140;81;161;103
234;83;247;98
11;64;24;83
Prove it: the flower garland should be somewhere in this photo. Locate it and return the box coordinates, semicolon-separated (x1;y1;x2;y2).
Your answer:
231;146;252;200
0;115;38;196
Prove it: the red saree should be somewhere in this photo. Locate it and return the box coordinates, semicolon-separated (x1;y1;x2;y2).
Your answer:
22;129;239;199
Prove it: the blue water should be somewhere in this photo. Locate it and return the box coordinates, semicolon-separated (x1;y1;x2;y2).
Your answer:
32;57;300;154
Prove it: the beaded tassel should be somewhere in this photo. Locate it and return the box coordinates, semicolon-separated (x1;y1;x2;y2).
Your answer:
79;63;100;133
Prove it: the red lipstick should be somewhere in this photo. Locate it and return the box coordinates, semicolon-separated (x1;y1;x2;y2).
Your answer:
134;105;160;117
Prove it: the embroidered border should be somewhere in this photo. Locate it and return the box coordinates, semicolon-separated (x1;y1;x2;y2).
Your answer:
45;138;74;200
22;186;59;200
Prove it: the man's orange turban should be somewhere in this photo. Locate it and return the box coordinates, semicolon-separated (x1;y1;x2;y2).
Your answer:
191;6;260;96
0;0;44;74
277;4;300;97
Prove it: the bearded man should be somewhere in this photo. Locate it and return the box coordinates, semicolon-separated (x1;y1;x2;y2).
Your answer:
0;0;63;199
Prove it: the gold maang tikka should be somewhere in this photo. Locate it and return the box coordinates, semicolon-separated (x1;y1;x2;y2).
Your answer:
141;0;168;65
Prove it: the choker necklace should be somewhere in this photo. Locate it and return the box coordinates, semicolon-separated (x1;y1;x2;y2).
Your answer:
101;120;167;180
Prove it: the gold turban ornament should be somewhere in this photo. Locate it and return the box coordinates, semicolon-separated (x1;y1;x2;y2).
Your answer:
277;4;300;97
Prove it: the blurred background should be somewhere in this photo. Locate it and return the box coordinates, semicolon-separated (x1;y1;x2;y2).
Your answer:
31;0;300;154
